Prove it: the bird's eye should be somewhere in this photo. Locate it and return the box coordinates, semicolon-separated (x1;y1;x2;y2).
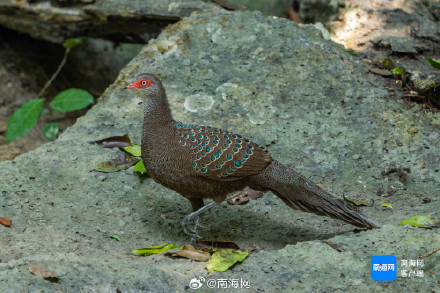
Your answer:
136;79;151;88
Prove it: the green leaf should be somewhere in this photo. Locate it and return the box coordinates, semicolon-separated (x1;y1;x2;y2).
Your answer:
128;243;183;256
344;48;360;56
391;67;405;75
399;216;439;228
165;245;211;262
122;136;142;157
391;67;407;89
63;37;86;50
5;98;44;143
425;57;440;69
207;249;248;273
94;153;140;172
133;159;147;174
43;122;59;141
109;234;124;242
95;162;120;173
123;144;141;157
50;88;93;113
381;58;395;70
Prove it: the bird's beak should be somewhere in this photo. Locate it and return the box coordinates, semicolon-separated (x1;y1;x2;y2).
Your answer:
124;82;135;90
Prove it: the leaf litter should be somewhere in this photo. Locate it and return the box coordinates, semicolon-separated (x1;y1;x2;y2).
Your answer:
29;262;60;281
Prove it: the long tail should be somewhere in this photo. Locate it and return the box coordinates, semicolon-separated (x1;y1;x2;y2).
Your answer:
249;161;380;229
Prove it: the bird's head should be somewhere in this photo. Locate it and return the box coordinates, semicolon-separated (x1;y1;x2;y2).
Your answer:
124;73;163;97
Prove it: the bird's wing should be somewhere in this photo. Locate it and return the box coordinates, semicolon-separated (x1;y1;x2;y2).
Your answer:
172;122;272;180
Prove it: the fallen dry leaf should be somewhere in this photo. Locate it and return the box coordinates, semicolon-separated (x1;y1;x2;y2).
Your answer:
165;245;210;262
227;187;263;205
94;153;140;172
29;262;60;279
0;217;12;227
198;240;240;251
364;63;393;76
342;194;373;206
92;135;131;148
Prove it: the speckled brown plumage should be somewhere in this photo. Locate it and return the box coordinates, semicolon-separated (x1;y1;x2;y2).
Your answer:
125;73;379;244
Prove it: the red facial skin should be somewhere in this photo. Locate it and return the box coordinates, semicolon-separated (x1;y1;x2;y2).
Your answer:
127;79;151;89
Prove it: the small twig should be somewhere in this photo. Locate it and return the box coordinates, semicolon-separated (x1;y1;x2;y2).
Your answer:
322;240;344;252
210;0;246;11
420;247;440;258
403;94;425;100
37;48;70;98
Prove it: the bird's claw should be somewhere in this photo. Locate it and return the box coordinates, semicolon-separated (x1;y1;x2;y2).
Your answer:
181;201;218;246
190;238;201;250
182;215;202;239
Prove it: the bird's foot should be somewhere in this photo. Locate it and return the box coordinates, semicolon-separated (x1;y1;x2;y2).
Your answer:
190;237;201;250
181;201;218;245
182;215;202;238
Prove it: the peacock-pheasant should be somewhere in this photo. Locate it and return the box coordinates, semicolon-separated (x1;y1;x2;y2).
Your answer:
124;73;379;247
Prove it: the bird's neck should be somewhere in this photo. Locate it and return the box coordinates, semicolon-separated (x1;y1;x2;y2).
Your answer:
142;87;173;132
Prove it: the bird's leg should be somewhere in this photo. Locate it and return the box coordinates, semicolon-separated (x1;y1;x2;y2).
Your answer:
182;201;218;248
185;198;204;235
194;215;203;230
184;215;202;235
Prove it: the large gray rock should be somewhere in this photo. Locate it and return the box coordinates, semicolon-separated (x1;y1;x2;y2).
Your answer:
1;9;439;292
0;0;216;43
